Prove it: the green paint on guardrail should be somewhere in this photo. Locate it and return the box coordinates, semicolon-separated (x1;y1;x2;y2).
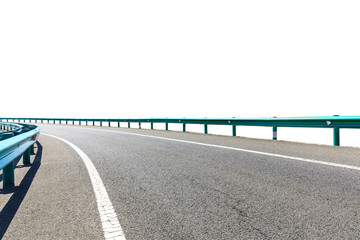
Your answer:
0;122;39;187
2;116;360;147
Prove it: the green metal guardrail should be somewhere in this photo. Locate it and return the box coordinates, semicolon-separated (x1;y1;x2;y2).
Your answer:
0;122;24;140
0;123;40;187
1;116;359;146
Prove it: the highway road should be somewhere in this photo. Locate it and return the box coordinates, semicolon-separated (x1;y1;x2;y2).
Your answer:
2;124;360;239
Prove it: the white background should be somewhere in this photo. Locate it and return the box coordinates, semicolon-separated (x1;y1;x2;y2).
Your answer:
1;1;360;146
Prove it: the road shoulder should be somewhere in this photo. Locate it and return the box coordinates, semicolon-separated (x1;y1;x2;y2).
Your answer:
0;135;103;239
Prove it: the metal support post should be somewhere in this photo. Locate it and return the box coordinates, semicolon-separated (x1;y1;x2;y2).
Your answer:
183;123;186;132
333;128;340;146
272;127;278;140
139;122;141;129
30;144;35;154
128;122;130;128
165;123;168;131
151;122;153;130
232;125;236;136
3;161;15;186
204;124;208;134
23;147;31;164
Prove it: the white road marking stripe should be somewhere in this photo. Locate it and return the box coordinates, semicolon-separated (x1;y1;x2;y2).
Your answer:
42;133;126;240
73;127;360;172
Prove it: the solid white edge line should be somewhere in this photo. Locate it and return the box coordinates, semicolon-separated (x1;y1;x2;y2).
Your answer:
41;133;126;240
71;126;360;172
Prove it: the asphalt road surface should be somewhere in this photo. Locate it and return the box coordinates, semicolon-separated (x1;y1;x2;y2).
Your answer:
2;124;360;239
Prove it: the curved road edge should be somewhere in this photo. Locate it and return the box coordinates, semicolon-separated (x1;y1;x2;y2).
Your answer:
0;135;104;239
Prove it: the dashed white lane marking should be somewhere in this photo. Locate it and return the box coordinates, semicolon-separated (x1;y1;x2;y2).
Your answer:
42;133;126;240
72;127;360;172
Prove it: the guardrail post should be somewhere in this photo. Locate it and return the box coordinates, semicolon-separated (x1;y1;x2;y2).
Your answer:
128;122;130;128
165;123;168;131
272;127;277;140
23;147;31;164
30;144;35;154
204;124;208;134
100;121;102;127
93;121;95;126
333;128;340;146
3;161;15;186
151;122;154;130
183;123;186;132
139;122;141;129
232;125;236;136
108;122;111;127
118;122;120;128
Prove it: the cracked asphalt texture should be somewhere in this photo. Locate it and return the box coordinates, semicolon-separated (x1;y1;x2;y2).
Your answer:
3;123;360;239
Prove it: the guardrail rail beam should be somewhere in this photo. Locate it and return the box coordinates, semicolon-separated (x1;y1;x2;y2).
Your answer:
5;115;360;147
0;122;40;187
